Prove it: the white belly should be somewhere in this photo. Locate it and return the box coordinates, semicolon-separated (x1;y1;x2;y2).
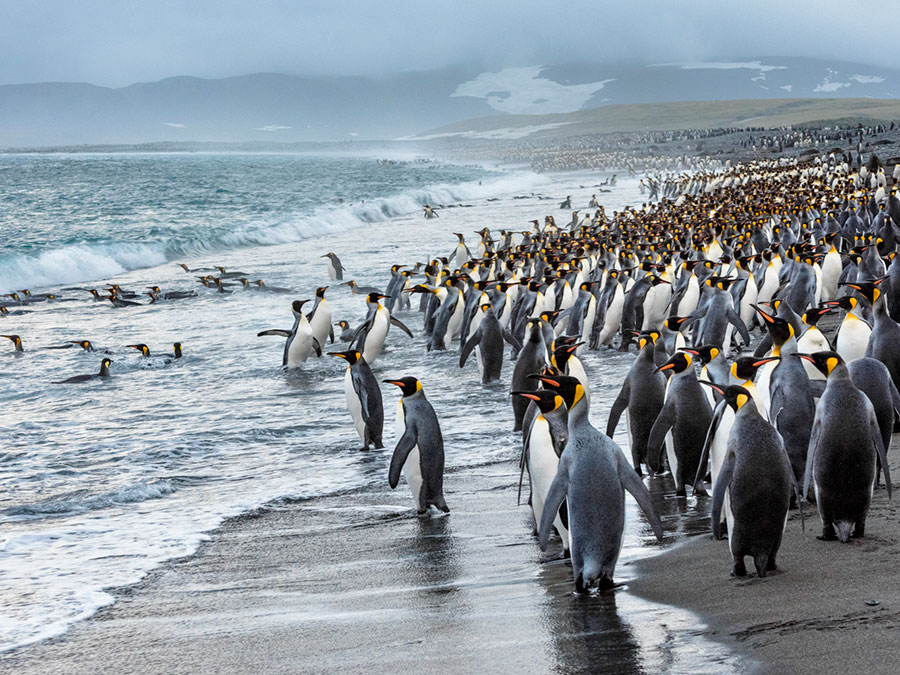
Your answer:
447;297;465;341
345;368;366;442
286;325;313;368
363;309;390;364
836;318;871;363
677;277;699;316
739;277;757;328
798;328;828;381
309;302;332;348
528;417;568;550
599;286;624;345
403;445;424;510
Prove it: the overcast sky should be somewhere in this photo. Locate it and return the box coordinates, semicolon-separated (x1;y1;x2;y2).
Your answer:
0;1;890;87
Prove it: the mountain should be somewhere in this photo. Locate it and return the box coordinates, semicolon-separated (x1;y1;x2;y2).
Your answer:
2;57;899;148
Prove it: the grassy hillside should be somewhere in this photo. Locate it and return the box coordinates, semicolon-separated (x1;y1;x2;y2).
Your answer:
417;98;900;139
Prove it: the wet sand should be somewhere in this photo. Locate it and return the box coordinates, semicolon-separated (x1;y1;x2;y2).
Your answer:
1;458;738;674
629;436;900;675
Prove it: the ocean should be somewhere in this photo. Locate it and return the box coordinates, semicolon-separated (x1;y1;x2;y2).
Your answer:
0;153;731;670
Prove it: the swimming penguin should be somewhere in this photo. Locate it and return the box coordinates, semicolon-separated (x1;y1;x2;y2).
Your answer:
127;343;151;357
330;350;384;450
352;292;413;365
798;351;891;542
510;318;549;431
257;299;321;368
341;280;384;295
52;358;113;384
648;351;713;496
307;286;334;350
335;320;356;342
1;335;23;352
252;280;292;294
384;377;449;515
321;252;346;280
459;304;521;383
214;266;249;279
537;374;664;591
607;333;666;474
515;389;569;552
707;384;798;578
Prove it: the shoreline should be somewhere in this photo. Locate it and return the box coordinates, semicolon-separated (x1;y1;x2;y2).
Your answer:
0;453;742;674
628;436;900;675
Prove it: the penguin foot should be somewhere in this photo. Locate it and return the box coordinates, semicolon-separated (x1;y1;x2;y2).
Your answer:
675;488;687;497
818;525;838;541
731;560;747;577
766;556;777;572
852;525;865;538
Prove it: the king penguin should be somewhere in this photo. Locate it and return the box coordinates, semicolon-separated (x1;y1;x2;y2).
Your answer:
321;252;346;280
257;299;321;368
330;350;384;450
385;377;449;515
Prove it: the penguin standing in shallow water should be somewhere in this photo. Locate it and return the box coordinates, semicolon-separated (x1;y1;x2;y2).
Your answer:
385;377;449;515
257;300;321;368
459;304;521;384
537;374;664;592
798;351;891;542
707;385;798;578
330;350;383;450
321;252;346;280
307;286;334;351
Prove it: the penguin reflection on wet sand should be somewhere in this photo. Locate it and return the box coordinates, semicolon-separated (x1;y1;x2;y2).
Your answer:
798;351;892;542
330;350;383;451
384;377;448;516
537;374;663;593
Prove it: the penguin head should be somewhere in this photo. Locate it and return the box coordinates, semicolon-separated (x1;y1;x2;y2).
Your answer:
102;358;113;367
365;292;386;305
292;299;311;314
700;382;754;412
173;342;182;358
655;351;692;374
683;345;720;364
551;341;582;369
795;351;843;377
637;333;657;351
2;334;22;349
336;320;349;329
664;316;690;332
534;374;585;410
753;305;793;345
479;303;493;314
408;284;434;295
383;376;422;397
329;350;361;365
824;295;857;312
146;285;161;293
840;279;882;305
76;340;93;351
731;355;780;381
0;307;7;315
801;306;831;327
454;233;465;241
513;389;564;415
540;310;560;325
315;286;328;298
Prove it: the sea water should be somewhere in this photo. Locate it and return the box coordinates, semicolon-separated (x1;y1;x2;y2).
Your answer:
0;153;732;670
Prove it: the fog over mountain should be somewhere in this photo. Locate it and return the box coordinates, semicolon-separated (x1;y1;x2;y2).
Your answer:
2;56;898;148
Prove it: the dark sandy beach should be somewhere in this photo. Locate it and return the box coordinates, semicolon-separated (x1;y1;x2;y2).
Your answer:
1;456;739;675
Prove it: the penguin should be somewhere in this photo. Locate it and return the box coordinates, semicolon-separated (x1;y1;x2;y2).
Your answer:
252;280;292;294
257;299;321;368
384;377;449;515
798;351;891;542
768;336;816;486
335;320;356;342
536;374;664;591
510;318;549;431
321;252;346;280
341;280;384;295
606;333;666;474
424;204;440;219
214;266;249;279
352;292;413;365
515;389;569;553
707;385;797;578
1;335;24;352
330;350;384;451
52;358;113;384
797;307;832;381
459;304;521;384
648;351;713;496
450;233;471;265
127;343;151;357
307;286;334;350
826;295;871;363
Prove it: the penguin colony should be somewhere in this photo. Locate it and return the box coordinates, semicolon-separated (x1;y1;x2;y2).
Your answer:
265;150;900;593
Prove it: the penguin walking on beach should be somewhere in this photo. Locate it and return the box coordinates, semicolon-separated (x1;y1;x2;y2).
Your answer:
607;333;666;475
648;351;713;496
385;377;449;515
515;389;569;553
459;304;521;384
798;351;891;542
257;300;321;368
330;350;383;450
706;385;797;578
321;252;346;280
307;286;334;350
352;292;414;365
537;374;664;592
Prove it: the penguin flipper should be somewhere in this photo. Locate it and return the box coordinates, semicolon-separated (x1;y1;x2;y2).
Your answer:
871;412;892;500
329;324;335;344
615;448;664;541
606;380;630;437
257;329;292;338
802;420;822;501
311;337;322;357
502;329;523;352
753;333;773;358
694;400;726;492
351;370;371;424
390;316;414;338
388;418;417;490
711;452;736;540
538;457;570;551
647;399;677;472
459;331;480;368
726;308;751;346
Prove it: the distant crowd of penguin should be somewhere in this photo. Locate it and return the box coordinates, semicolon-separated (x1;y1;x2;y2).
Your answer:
261;151;900;593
